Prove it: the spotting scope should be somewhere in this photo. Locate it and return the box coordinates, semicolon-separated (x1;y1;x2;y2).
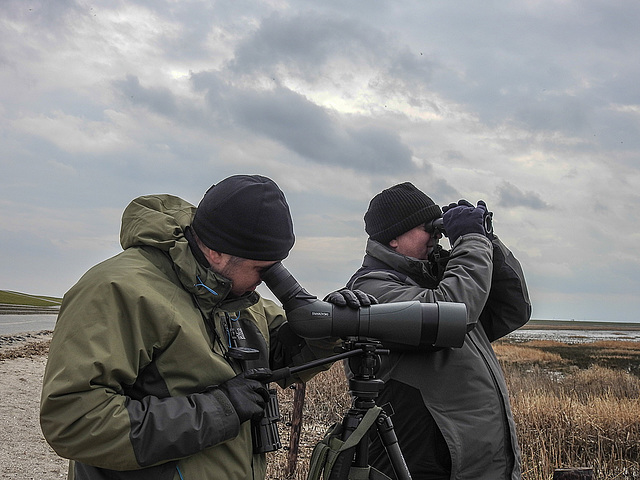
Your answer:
261;262;469;349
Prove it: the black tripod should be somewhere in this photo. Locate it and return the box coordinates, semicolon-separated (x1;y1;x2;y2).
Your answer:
327;340;412;480
268;339;412;480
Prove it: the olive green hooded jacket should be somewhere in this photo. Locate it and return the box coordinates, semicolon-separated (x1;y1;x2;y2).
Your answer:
346;234;531;480
40;194;333;480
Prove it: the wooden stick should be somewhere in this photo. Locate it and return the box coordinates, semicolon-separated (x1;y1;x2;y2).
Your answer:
285;382;306;478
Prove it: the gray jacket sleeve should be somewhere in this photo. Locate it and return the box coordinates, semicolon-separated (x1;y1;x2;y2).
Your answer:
478;236;531;341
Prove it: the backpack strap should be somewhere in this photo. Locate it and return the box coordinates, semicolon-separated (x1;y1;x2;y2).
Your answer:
307;406;393;480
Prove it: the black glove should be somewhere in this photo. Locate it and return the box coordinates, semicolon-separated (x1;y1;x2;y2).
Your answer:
215;373;270;423
442;199;488;246
323;288;378;309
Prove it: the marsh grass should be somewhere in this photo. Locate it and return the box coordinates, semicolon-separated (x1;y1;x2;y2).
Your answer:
498;339;640;479
504;365;640;479
266;339;640;480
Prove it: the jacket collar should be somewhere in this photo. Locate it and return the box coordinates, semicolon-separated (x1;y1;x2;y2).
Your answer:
365;239;440;287
366;239;427;274
172;238;259;315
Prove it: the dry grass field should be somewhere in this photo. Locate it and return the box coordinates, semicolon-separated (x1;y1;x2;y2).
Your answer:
267;339;640;480
497;340;640;480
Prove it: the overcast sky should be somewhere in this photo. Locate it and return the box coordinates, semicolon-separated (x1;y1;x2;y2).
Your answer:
2;0;639;323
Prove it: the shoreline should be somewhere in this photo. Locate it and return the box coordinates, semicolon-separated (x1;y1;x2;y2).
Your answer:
522;319;640;331
0;304;60;315
0;330;53;360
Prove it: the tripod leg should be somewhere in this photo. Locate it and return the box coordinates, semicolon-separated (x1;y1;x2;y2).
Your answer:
327;414;360;480
376;412;412;480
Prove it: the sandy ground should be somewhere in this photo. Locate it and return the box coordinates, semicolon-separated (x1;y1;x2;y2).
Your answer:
0;331;68;479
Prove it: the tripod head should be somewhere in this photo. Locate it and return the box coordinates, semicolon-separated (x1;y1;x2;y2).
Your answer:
247;338;385;384
339;339;388;411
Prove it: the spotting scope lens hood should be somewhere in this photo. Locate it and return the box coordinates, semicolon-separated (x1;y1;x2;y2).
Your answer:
261;262;468;350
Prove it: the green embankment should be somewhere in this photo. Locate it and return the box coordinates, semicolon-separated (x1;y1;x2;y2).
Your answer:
0;290;62;306
0;290;62;314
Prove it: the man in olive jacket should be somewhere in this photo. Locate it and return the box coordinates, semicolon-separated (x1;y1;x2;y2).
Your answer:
346;182;531;480
40;175;372;480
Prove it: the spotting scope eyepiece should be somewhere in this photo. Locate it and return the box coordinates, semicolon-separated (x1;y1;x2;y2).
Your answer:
261;262;468;349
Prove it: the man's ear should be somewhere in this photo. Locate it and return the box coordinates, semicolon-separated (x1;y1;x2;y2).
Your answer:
204;249;227;268
389;239;399;250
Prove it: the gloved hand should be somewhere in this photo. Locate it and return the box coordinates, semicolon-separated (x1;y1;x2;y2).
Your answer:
442;199;488;246
323;288;378;309
215;373;270;423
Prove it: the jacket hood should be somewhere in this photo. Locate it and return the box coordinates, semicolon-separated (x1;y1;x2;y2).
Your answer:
120;194;196;251
120;194;258;313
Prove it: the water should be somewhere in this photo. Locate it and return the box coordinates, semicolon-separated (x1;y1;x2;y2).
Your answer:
0;314;57;335
506;328;640;344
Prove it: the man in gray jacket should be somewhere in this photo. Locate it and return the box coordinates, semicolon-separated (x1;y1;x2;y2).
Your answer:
346;182;531;480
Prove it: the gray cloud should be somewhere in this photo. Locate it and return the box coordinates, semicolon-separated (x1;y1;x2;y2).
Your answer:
229;11;439;102
230;13;386;76
497;182;551;210
114;75;179;117
230;86;414;171
190;71;416;171
109;70;416;173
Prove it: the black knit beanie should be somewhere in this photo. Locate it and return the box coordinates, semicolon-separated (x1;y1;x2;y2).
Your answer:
364;182;442;244
191;175;295;261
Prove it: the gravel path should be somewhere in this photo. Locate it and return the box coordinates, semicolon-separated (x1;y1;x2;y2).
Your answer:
0;331;68;479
